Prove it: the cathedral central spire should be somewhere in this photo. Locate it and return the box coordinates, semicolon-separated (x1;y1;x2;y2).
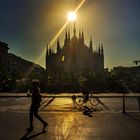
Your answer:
79;29;81;39
81;28;84;44
73;23;76;37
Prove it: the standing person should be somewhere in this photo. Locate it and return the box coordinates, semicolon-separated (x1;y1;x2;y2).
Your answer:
27;80;48;131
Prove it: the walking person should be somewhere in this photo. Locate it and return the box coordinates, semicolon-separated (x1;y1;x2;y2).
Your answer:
27;80;48;131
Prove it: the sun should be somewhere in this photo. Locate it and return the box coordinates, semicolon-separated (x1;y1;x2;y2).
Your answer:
67;11;77;22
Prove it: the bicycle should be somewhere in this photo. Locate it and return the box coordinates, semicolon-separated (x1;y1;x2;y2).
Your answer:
72;92;100;107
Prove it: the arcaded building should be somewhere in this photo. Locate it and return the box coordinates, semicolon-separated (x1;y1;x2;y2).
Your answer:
46;25;104;74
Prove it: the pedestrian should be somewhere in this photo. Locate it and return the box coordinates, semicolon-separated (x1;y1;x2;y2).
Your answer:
27;80;48;131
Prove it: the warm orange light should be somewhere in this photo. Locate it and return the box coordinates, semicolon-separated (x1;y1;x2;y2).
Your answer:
34;0;86;68
61;56;65;62
67;11;77;22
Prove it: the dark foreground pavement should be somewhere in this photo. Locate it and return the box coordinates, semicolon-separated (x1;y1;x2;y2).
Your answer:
0;111;140;140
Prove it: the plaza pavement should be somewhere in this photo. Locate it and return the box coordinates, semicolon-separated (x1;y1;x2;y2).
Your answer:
0;93;140;140
0;111;140;140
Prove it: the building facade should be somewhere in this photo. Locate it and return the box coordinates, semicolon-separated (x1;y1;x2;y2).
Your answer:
0;41;46;78
0;41;9;69
46;25;104;74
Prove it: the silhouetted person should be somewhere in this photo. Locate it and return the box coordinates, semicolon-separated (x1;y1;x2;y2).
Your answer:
27;80;48;131
138;97;140;112
80;80;90;103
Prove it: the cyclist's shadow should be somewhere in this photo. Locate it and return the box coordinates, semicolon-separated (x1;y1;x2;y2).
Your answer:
82;106;93;117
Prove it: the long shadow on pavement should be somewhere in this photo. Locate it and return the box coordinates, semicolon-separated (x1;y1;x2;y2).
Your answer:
125;112;140;122
20;130;46;140
40;97;55;110
82;106;93;117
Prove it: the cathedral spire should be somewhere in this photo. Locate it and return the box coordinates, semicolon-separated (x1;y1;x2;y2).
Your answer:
57;38;60;47
101;44;104;56
64;29;68;46
46;44;50;69
65;29;68;40
57;38;60;53
99;44;101;55
73;23;76;37
79;28;81;39
49;47;52;54
46;44;49;56
68;28;70;40
82;28;84;44
89;36;93;52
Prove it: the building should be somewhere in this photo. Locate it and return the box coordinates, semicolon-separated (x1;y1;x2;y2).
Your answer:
0;41;46;79
0;41;9;69
112;66;140;79
46;25;104;74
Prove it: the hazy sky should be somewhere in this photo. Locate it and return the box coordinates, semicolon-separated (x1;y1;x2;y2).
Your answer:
0;0;140;69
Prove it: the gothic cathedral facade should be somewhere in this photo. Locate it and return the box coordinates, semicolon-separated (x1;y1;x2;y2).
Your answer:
46;25;104;74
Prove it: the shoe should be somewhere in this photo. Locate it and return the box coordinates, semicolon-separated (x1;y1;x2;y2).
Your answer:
42;129;46;133
26;126;33;131
43;122;48;130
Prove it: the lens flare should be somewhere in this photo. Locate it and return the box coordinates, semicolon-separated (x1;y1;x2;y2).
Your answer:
32;0;86;68
67;11;77;22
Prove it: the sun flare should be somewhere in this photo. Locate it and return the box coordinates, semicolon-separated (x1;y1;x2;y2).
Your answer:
67;11;77;22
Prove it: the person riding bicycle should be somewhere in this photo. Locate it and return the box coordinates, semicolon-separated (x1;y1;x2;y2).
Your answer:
80;80;90;103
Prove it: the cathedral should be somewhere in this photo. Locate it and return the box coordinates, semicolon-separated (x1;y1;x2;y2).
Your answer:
46;25;104;74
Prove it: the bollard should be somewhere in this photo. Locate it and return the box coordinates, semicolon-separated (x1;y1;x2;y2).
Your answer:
122;94;126;113
138;97;140;113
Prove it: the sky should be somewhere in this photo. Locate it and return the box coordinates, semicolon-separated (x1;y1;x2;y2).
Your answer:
0;0;140;69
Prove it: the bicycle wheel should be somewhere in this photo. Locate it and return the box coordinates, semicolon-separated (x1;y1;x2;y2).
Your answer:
75;97;84;106
90;96;100;106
